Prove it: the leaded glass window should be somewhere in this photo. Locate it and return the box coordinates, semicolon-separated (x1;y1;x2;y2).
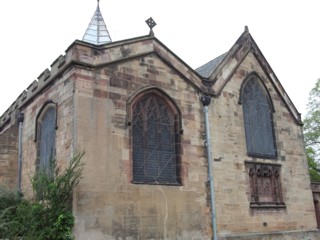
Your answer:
132;93;180;185
241;76;277;158
36;105;56;171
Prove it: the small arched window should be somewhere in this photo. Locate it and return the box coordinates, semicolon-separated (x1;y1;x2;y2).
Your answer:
130;89;181;185
35;102;57;171
240;75;277;159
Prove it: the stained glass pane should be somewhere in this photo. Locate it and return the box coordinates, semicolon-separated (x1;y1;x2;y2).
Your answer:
242;78;276;158
132;94;178;184
38;107;56;171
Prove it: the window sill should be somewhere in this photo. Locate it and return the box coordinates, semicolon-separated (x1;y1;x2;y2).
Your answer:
132;181;181;186
250;203;286;209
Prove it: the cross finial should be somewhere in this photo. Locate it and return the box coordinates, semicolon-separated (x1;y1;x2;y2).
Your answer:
145;17;157;37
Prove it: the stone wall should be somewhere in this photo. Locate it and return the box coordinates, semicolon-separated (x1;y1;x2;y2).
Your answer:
0;34;317;239
220;229;319;240
72;53;210;239
211;51;317;237
0;124;18;189
19;66;75;195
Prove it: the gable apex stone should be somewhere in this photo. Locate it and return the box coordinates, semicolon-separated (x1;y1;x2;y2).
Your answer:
197;30;302;125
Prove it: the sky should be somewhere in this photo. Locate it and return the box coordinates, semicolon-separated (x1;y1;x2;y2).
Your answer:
0;0;319;118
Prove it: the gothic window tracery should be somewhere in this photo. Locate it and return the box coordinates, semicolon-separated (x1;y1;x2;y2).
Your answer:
241;75;277;158
36;103;57;172
131;90;181;185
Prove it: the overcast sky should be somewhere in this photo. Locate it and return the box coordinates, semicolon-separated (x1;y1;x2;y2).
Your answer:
0;0;319;118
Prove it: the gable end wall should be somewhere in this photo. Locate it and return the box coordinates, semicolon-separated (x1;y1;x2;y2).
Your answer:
211;51;316;236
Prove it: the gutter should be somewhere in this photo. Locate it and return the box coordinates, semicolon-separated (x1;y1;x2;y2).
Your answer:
200;95;217;240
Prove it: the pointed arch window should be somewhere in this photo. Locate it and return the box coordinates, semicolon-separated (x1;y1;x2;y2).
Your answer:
240;75;277;159
35;102;57;171
130;90;181;185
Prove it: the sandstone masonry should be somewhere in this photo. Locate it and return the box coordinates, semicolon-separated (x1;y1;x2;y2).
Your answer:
0;29;318;239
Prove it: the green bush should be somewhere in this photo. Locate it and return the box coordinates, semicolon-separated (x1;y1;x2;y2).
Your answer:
0;152;85;239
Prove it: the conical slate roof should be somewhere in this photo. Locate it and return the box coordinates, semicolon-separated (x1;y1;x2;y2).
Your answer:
82;1;112;45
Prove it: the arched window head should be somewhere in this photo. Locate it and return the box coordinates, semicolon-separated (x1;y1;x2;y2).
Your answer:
35;102;57;172
130;89;181;185
240;75;277;159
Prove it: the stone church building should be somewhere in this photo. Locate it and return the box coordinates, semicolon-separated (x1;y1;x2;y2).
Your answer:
0;2;319;239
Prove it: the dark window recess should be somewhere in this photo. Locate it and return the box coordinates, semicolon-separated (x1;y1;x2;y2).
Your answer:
242;77;277;158
314;199;320;229
132;94;179;185
246;162;285;208
37;107;56;172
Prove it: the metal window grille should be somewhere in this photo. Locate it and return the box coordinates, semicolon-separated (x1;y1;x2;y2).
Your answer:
132;94;179;184
242;78;277;158
37;107;56;171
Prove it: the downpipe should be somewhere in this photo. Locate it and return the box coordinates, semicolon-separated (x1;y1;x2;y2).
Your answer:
200;95;217;240
17;112;24;194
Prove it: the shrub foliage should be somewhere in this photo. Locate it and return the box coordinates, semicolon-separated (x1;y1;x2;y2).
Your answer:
0;152;85;239
303;79;320;182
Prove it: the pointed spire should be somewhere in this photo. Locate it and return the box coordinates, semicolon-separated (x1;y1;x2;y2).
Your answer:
82;0;112;45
